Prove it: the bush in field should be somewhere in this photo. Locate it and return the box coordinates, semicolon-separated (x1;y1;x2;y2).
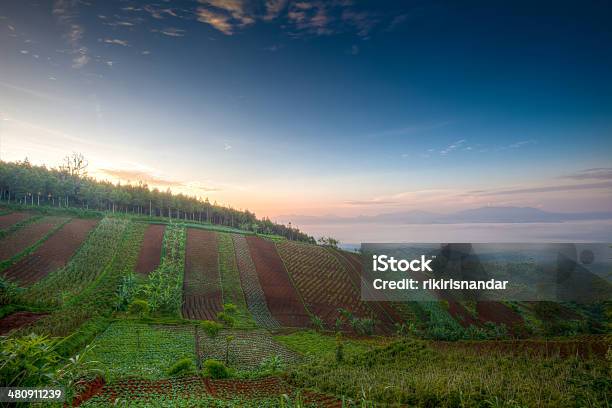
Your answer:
217;311;236;328
203;359;229;379
200;320;223;339
167;358;196;377
128;299;150;319
223;303;237;314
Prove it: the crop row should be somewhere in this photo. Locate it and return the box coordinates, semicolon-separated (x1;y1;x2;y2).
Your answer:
19;220;142;341
246;236;310;327
276;241;372;329
217;233;255;327
142;224;186;316
5;218;99;287
232;234;280;329
0;211;31;231
19;218;123;306
0;216;67;263
182;229;222;320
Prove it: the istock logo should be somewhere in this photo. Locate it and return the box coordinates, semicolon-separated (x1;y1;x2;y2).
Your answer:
372;255;434;272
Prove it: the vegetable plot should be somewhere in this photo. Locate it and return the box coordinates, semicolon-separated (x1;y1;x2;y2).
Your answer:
232;234;279;329
276;241;372;329
0;216;67;262
85;322;196;380
182;229;222;320
3;218;98;286
19;218;124;306
198;329;300;370
217;233;255;327
246;236;310;327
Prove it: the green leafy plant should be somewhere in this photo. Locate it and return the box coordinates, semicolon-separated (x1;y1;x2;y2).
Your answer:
203;359;229;379
201;320;223;339
128;299;150;319
0;333;59;387
167;358;195;377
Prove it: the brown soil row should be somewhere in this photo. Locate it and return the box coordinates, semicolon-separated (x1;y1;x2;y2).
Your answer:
135;224;165;275
0;212;31;230
182;229;223;320
0;311;49;335
3;218;98;285
0;216;67;261
246;236;310;327
277;241;372;330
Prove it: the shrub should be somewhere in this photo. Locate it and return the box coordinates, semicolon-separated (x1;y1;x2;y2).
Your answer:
200;320;223;339
167;358;195;377
217;311;236;328
259;355;284;373
223;303;237;314
128;299;150;319
204;359;229;379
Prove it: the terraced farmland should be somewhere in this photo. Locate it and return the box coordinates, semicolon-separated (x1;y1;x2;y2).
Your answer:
246;236;310;327
232;234;280;329
276;241;372;329
135;224;165;275
0;216;67;262
2;218;97;285
183;229;223;320
0;208;608;408
0;211;30;230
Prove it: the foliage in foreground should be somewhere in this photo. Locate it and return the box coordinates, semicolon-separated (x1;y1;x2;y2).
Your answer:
288;338;611;407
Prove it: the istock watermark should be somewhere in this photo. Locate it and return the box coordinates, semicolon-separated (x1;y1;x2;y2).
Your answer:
360;243;612;303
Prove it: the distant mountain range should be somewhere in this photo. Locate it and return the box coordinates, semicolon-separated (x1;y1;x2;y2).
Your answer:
277;206;612;225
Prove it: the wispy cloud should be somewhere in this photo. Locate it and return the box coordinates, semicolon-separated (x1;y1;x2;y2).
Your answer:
469;181;612;196
153;27;186;37
264;0;288;21
440;139;466;155
561;168;612;181
100;168;220;192
197;0;255;35
344;199;398;206
103;38;130;46
53;0;89;69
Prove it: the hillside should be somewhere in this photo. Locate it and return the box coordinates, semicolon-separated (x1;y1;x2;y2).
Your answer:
0;207;609;406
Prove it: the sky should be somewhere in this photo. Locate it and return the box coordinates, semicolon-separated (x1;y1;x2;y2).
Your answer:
1;0;611;224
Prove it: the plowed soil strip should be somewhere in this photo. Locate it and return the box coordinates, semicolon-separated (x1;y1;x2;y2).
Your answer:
3;218;98;285
0;311;49;335
246;236;310;327
277;241;372;329
0;216;67;261
331;248;399;331
0;212;31;230
476;301;523;328
135;224;165;275
182;229;222;320
232;234;280;329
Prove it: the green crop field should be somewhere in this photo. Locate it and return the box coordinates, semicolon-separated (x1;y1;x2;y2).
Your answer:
0;205;610;407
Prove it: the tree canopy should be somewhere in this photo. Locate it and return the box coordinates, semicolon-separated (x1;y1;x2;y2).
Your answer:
0;156;314;243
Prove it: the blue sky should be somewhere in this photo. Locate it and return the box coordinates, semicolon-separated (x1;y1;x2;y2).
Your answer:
0;0;611;219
